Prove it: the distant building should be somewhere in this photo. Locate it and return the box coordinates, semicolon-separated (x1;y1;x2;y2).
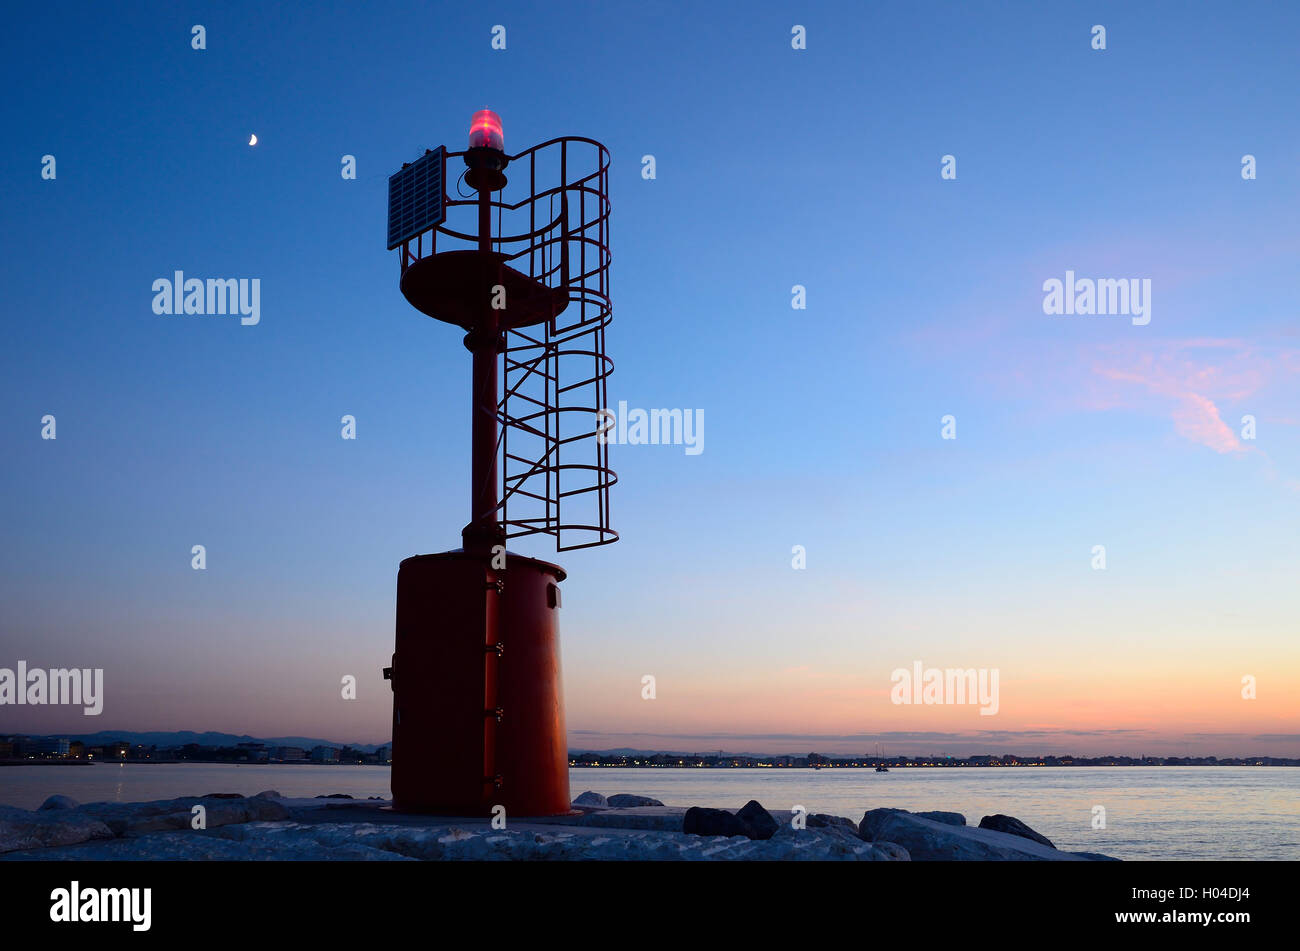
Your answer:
271;746;307;762
376;745;392;763
309;746;340;763
237;742;269;762
29;737;71;756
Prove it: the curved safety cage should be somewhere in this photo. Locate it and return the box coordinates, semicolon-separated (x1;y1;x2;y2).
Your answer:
395;137;617;551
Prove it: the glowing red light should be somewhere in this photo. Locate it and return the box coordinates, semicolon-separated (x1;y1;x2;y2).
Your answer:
468;109;504;152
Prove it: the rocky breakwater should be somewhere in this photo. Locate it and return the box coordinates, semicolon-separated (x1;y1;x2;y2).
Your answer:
1;792;291;856
623;796;1116;861
1;791;1116;861
856;808;1119;861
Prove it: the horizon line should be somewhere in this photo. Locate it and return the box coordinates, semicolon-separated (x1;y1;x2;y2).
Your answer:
6;728;1298;761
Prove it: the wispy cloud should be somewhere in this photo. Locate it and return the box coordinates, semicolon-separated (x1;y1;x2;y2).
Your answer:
1088;338;1276;454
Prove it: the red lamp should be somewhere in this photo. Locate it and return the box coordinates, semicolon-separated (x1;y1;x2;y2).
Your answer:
468;109;504;152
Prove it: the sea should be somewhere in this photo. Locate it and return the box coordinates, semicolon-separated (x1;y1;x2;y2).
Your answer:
2;763;1296;860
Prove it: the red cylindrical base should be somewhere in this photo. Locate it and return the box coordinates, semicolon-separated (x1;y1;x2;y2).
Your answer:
388;550;570;816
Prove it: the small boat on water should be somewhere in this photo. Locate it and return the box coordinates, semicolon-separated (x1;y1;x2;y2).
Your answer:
875;765;889;772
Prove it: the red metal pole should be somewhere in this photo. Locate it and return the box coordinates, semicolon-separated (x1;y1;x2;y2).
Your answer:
465;183;501;555
470;178;503;808
482;565;501;804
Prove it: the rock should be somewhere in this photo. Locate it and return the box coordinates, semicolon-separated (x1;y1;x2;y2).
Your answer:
1070;851;1122;861
857;808;902;840
577;807;687;831
871;840;911;861
254;790;283;800
807;814;860;836
915;810;966;827
683;807;749;838
0;806;114;854
38;795;80;811
684;802;778;841
800;810;863;841
978;814;1054;848
735;800;779;840
800;816;866;846
74;796;290;836
572;791;607;808
607;794;664;808
858;808;1103;861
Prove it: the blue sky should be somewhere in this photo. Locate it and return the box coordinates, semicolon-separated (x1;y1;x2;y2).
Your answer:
2;1;1298;756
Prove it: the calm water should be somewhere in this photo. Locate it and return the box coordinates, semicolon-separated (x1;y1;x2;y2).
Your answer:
571;766;1300;861
2;764;1295;860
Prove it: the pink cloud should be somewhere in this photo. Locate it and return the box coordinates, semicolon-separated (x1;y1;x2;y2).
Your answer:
1172;392;1241;454
1087;339;1285;454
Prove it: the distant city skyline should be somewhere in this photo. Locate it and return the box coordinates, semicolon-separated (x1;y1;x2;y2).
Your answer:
3;724;1297;761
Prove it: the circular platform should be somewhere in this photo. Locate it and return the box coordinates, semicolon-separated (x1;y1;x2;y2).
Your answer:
400;250;569;331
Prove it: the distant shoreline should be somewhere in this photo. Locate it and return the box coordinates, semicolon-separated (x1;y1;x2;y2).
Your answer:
0;760;388;767
569;762;1299;768
4;758;1296;768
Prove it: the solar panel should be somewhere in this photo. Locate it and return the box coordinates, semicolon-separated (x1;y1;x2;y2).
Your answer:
386;147;445;250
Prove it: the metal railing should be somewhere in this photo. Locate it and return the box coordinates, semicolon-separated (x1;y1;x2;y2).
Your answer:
398;137;617;551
